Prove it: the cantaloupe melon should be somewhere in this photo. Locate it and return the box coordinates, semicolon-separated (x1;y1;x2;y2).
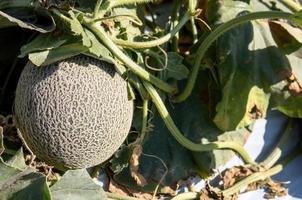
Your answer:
14;55;133;170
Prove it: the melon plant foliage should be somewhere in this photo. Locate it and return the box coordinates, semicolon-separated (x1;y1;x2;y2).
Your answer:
1;0;302;199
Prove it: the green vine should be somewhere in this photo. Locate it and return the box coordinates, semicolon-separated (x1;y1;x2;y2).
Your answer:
143;81;254;164
111;12;191;48
189;0;198;44
139;99;149;144
173;11;295;103
83;21;176;94
170;0;182;52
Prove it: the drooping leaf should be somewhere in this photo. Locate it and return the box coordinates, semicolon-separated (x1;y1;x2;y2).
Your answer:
19;33;68;58
0;6;55;32
28;43;87;66
206;0;297;131
50;169;107;200
0;151;51;200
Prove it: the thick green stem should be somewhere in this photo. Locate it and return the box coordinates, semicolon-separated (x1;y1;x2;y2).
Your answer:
93;0;103;19
260;120;293;169
84;22;176;94
171;0;182;52
222;164;283;197
174;11;294;103
112;12;191;48
189;0;198;43
143;81;254;164
279;0;302;12
140;100;149;144
128;77;149;100
190;17;198;44
171;192;199;200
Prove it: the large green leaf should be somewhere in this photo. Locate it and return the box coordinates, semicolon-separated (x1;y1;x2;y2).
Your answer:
28;43;87;66
19;33;68;58
0;4;55;32
206;0;301;131
0;149;51;200
112;74;250;191
50;169;107;200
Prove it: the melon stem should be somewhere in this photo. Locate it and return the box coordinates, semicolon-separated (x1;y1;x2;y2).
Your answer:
140;99;149;144
142;81;255;164
84;22;176;94
110;12;191;49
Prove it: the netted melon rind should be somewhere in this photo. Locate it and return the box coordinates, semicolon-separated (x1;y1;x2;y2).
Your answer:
14;55;133;170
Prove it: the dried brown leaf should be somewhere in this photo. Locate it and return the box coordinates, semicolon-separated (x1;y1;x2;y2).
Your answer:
222;166;253;190
132;191;154;200
160;186;177;196
263;179;287;199
130;145;147;187
109;179;131;196
200;183;223;200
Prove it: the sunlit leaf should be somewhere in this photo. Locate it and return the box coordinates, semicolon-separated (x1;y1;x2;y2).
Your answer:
28;43;87;66
207;0;294;131
19;33;68;58
0;152;51;200
50;169;107;200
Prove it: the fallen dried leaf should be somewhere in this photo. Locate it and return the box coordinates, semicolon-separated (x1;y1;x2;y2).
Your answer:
263;179;287;199
222;166;253;190
109;178;131;196
200;183;223;200
130;144;147;187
